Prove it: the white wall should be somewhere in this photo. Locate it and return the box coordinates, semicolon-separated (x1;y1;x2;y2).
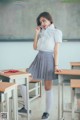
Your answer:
59;42;80;69
0;42;80;70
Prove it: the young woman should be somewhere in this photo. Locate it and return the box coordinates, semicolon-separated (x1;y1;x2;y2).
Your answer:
19;12;62;120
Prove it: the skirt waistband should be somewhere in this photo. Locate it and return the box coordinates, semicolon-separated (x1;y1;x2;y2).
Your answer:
39;50;53;54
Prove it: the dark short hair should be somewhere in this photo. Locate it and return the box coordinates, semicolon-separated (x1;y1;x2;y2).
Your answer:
36;12;53;26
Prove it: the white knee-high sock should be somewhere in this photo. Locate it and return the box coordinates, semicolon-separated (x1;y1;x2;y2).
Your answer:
45;89;53;114
20;85;27;109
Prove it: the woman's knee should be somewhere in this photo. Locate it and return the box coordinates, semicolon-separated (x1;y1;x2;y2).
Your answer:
44;80;53;90
45;86;52;91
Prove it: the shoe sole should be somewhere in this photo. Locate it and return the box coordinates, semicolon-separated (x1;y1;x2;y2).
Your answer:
41;116;50;120
18;112;31;115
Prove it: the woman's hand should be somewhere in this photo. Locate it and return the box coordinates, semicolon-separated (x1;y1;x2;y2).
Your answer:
35;26;41;35
55;66;62;72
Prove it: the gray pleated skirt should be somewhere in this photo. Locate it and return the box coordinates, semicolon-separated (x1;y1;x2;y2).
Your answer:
27;51;57;80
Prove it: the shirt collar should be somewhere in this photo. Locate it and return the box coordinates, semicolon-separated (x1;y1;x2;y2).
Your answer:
42;24;55;31
48;24;55;30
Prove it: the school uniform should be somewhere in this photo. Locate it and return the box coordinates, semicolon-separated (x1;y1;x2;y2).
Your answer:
19;24;62;113
27;24;62;80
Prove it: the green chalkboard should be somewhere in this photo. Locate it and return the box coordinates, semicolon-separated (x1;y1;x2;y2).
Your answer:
0;1;80;41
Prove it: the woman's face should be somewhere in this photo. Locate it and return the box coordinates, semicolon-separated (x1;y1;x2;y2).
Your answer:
40;17;51;29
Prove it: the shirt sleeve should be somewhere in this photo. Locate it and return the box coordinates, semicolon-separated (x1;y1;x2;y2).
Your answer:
54;29;62;43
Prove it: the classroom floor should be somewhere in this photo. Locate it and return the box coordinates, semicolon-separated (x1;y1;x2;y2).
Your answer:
18;85;80;120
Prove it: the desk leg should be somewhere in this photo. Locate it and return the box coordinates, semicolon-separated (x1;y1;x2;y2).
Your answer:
14;85;18;120
71;88;75;120
25;77;30;120
62;78;64;119
58;75;64;120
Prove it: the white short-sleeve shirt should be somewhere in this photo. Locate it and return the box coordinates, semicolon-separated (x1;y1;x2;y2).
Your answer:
37;24;62;52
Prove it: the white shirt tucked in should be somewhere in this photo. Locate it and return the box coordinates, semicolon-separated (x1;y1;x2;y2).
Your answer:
37;24;62;52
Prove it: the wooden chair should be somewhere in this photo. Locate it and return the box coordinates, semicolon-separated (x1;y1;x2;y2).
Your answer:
70;79;80;120
0;82;18;120
29;79;42;101
19;68;42;100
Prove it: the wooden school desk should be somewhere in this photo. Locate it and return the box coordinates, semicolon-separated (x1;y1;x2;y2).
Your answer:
55;69;80;120
0;82;17;120
70;62;80;69
0;70;31;120
70;62;80;115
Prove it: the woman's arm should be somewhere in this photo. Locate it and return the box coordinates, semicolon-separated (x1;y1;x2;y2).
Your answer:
33;26;40;50
54;42;60;71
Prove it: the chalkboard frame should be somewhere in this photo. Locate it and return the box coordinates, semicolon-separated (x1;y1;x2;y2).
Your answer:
0;38;80;42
